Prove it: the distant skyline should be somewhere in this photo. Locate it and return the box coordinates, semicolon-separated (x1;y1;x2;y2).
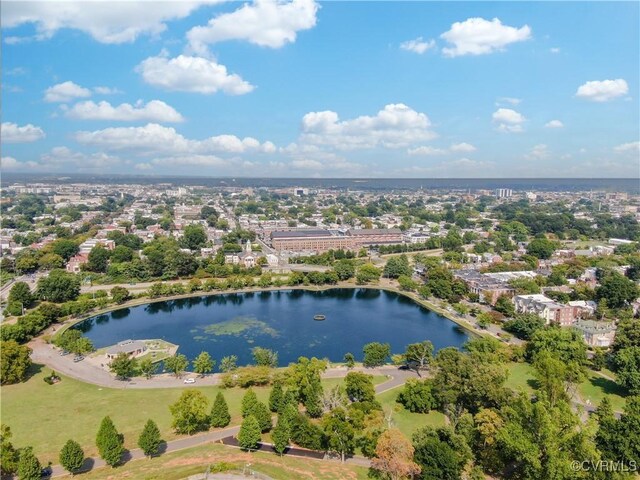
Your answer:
1;1;639;178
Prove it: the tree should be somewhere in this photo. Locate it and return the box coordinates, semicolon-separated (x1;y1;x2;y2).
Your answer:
253;401;273;432
404;341;434;373
344;352;355;369
0;341;32;385
109;352;137;380
252;347;278;368
170;390;210;434
371;428;421;480
344;371;376;403
241;389;259;418
8;282;34;310
87;245;110;272
363;342;391;367
356;263;381;284
322;408;356;462
238;415;261;451
494;295;515;317
526;237;557;259
503;313;545;340
533;352;585;406
17;447;41;480
612;320;640;353
37;269;81;302
96;416;124;467
110;245;134;263
272;415;290;455
613;347;640;394
59;439;84;474
182;224;207;250
334;260;355;280
412;426;471;480
192;351;215;377
210;392;231;428
269;382;284;413
138;419;162;458
0;424;19;476
165;353;189;377
52;239;80;261
110;286;131;304
138;357;157;379
397;379;434;413
526;326;587;365
596;395;640;466
383;255;412;279
219;355;238;372
70;336;94;355
596;272;640;309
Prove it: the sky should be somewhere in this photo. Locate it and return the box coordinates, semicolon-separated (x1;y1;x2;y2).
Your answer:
1;0;639;178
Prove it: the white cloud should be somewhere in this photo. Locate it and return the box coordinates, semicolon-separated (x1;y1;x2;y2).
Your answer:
149;155;228;167
40;146;121;169
66;100;184;122
525;144;550;160
400;37;436;54
1;156;38;170
44;81;92;103
614;141;640;154
576;79;628;102
545;120;564;128
440;17;531;57
492;108;526;133
407;146;447;156
450;142;477;153
187;0;318;54
1;122;46;143
2;1;218;44
137;54;254;95
93;86;122;95
496;97;521;106
550;47;560;54
74;123;275;156
300;104;437;150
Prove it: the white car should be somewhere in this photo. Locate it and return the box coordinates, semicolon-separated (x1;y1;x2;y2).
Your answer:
183;378;196;384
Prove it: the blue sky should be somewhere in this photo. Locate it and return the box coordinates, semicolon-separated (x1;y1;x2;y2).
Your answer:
1;1;638;178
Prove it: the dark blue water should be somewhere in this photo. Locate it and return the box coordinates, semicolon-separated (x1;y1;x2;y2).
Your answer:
74;289;469;366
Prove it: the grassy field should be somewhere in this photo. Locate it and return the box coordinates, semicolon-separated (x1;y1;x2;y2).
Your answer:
376;387;447;437
62;442;368;480
2;365;385;464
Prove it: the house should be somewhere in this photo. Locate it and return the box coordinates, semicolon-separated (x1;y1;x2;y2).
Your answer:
513;294;576;326
66;253;89;273
225;240;262;268
106;339;147;359
573;321;616;347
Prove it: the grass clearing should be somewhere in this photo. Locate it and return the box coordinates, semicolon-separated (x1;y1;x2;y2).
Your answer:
376;387;447;437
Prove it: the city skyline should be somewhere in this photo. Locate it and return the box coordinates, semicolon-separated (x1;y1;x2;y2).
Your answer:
2;1;639;178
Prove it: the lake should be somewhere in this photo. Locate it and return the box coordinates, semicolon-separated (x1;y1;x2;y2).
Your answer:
74;288;470;366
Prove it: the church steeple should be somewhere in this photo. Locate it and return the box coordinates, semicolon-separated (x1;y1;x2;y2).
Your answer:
245;239;252;253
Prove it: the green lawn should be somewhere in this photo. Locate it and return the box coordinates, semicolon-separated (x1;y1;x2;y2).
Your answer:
376;387;447;437
2;365;386;464
59;442;368;480
505;362;536;395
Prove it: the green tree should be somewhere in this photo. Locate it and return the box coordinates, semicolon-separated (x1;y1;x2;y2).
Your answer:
0;424;19;476
0;341;32;385
219;355;238;372
356;263;381;284
8;282;34;309
363;342;390;367
238;415;261;451
108;352;137;380
192;351;215;377
383;255;412;278
596;272;640;309
137;419;162;458
404;340;434;372
165;353;189;377
17;447;41;480
334;260;355;280
37;269;81;302
397;379;435;413
182;224;208;250
526;326;587;365
253;401;273;432
241;389;259;418
272;415;290;455
322;408;356;462
169;390;210;434
51;239;80;261
343;352;355;369
96;416;124;467
526;237;558;259
269;382;284;413
138;357;157;379
503;313;546;340
412;426;471;480
110;286;131;304
110;245;134;263
59;439;84;474
613;347;640;394
494;295;515;317
87;245;110;272
344;371;376;403
210;392;231;428
252;347;278;367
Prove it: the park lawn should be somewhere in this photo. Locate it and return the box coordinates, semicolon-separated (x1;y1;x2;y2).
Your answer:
578;371;627;412
376;388;447;437
2;366;388;464
63;443;368;480
505;362;536;395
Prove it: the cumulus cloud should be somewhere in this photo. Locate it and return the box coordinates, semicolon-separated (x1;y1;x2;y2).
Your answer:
44;81;92;103
525;144;550;160
545;120;564;128
614;141;640;154
575;79;629;102
2;122;46;143
496;97;521;106
407;146;447;156
187;0;318;54
74;123;276;156
65;100;184;122
400;37;436;54
450;142;477;152
2;1;218;44
2;156;38;170
300;104;437;150
40;146;121;169
492;108;526;133
136;54;254;95
93;86;122;95
440;17;531;57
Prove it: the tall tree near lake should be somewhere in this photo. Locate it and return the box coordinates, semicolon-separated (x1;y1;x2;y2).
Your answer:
371;428;421;480
241;389;259;418
253;401;273;432
164;353;189;377
108;352;137;380
269;381;284;413
138;357;157;379
169;390;210;435
192;351;215;377
252;346;278;368
96;416;124;468
272;415;291;455
322;407;356;462
344;371;376;403
404;340;434;373
37;269;80;302
59;439;84;475
363;342;391;367
138;419;162;458
0;340;32;385
219;355;238;372
210;392;231;428
238;415;261;451
8;282;34;309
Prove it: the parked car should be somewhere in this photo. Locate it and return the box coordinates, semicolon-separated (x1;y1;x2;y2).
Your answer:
73;355;84;362
59;350;70;356
183;378;196;384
